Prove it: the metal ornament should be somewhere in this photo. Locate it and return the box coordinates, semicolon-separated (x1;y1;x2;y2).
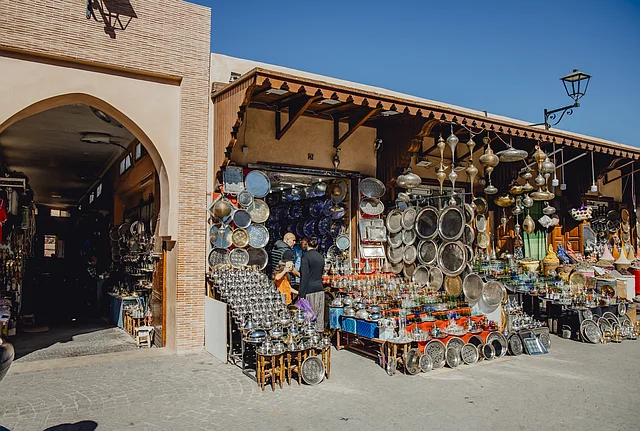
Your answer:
301;356;325;385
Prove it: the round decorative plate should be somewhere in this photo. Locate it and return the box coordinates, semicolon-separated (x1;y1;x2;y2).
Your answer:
412;265;429;287
417;240;438;265
388;230;403;248
415;207;439;240
231;228;250;248
580;319;603;344
387;246;403;265
233;209;252;229
208;248;230;267
461;343;479;364
300;356;325;385
446;337;465;351
483;281;506;307
419;352;433;372
445;347;461;368
582;309;593;320
336;234;350;251
246;247;268;270
481;343;495;360
386;209;403;234
463;273;484;302
401;207;418;230
360;197;384;216
360;177;386;198
424;340;446;369
438;241;467;276
486;332;508;357
507;334;523;356
247;199;270;224
476;231;490;249
403;348;422;375
444;275;463;296
403;263;416;279
246;224;270;248
402;228;417;246
429;267;444;290
403;245;417;265
244;170;271;198
462;224;475;246
439;206;465;241
476;215;487;232
229;248;250;268
210;225;232;249
537;331;551;350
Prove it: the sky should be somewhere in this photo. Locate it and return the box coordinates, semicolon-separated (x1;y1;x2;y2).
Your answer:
191;0;640;146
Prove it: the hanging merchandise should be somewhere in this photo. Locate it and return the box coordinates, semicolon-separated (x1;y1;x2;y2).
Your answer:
479;134;499;195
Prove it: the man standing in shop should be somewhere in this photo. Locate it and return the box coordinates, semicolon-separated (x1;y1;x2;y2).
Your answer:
299;237;325;332
291;237;308;293
269;232;299;279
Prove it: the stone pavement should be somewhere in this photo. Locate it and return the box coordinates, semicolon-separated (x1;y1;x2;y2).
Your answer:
1;336;639;431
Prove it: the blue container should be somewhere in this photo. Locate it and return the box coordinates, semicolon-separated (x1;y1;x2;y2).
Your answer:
330;307;344;329
340;316;356;333
356;319;379;339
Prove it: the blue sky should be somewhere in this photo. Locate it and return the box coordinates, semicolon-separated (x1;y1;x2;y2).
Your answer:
191;0;640;146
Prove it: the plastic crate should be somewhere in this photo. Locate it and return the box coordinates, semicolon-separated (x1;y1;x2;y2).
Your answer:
356;319;379;339
330;307;344;329
340;316;356;333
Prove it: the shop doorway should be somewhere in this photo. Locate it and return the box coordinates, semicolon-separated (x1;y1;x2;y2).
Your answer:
0;102;165;361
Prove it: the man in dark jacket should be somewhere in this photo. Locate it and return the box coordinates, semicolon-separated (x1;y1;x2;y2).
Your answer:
299;237;325;332
269;232;299;279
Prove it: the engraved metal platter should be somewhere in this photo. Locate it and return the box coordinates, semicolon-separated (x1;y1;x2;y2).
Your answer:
507;334;524;356
388;230;403;248
462;224;475;246
417;239;438;265
233;209;252;229
603;311;620;325
387;246;404;265
445;347;461;368
386;209;403;234
476;231;490;249
438;241;467;276
231;228;250;248
208;248;230;268
413;265;429;287
446;337;465;351
535;328;551;350
483;281;506;307
229;248;250;268
246;224;270;248
403;348;422;375
401;207;418;230
247;247;269;270
391;261;404;274
486;332;508;357
444;275;463;295
402;228;417;246
464;203;475;224
247;199;270;224
419;352;433;372
462;273;484;302
244;170;271;198
580;319;603;344
439;206;465;241
210;224;233;249
360;177;386;198
429;266;444;290
301;356;325;385
461;343;479;364
403;263;417;279
237;190;254;208
415;206;439;240
360;198;384;216
424;340;446;369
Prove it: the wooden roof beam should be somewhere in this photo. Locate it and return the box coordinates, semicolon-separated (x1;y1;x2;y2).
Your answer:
334;107;382;148
275;94;323;140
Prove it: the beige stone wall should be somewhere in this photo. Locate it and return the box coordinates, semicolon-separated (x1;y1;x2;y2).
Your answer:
232;108;377;176
0;0;211;352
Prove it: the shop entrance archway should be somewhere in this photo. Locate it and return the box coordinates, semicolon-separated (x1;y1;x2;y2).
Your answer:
0;94;174;357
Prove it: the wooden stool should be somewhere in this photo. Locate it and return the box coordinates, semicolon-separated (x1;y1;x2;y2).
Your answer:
257;353;285;391
321;347;331;380
135;326;153;348
285;351;304;385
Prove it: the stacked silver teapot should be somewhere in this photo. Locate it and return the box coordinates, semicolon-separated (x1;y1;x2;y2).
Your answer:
212;266;331;354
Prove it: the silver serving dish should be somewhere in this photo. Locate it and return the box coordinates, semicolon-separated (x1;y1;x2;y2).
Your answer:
417;239;438;265
244;170;271;198
486;332;508;357
482;281;505;307
388;230;403;248
461;343;479;364
419;352;433;372
437;241;467;277
446;337;465;351
462;224;475;246
402;207;418;230
360;198;384;216
229;247;250;268
403;244;417;265
480;343;495;360
301;356;325;385
507;334;524;356
402;228;417;246
403;263;416;279
580;319;602;344
462;273;484;302
445;347;461;368
438;206;465;241
387;246;404;265
415;206;439;240
404;348;422;375
424;339;446;369
412;265;429;288
386;209;403;234
246;224;270;248
208;248;230;268
247;199;270;224
246;247;268;270
429;266;444;290
360;177;386;198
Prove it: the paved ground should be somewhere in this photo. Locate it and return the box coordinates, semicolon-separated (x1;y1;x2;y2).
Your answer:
11;320;137;363
1;336;639;431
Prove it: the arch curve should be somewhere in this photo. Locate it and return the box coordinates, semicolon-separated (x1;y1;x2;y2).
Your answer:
0;93;171;237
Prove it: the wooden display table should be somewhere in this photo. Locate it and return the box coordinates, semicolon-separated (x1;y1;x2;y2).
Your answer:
335;330;387;369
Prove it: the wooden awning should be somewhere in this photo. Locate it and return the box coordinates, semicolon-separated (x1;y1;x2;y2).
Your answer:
212;67;640;179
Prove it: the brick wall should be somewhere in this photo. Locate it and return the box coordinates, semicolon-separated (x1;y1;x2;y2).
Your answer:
0;0;211;351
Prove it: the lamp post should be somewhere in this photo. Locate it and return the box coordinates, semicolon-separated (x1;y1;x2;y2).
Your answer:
533;69;592;130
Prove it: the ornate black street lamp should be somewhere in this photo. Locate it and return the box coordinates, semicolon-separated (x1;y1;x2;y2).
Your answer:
533;69;592;130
